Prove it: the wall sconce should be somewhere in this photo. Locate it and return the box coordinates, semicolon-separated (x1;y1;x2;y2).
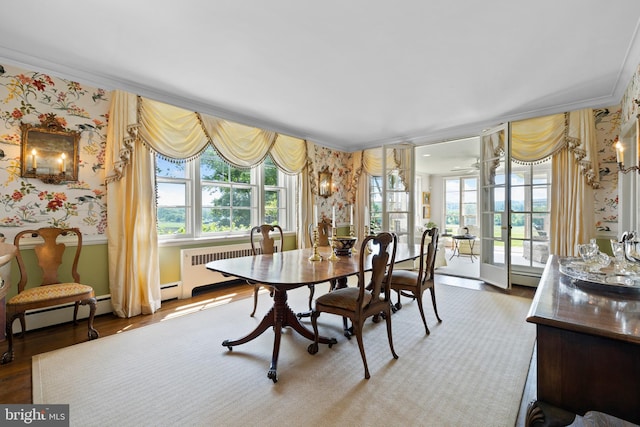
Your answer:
318;169;332;197
615;135;640;174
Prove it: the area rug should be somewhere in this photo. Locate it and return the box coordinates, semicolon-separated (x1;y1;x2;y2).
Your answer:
33;283;536;427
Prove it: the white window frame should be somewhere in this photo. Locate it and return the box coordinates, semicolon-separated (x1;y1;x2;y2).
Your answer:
156;153;297;242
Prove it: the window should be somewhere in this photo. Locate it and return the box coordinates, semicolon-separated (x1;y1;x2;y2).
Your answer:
156;146;296;239
369;176;383;233
510;159;551;268
444;177;478;233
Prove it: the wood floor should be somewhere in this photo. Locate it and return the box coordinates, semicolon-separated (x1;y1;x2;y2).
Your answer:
0;275;537;418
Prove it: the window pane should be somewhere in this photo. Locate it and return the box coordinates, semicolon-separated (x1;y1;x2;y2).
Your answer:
157;182;186;205
203;208;230;230
230;168;251;184
233;209;252;230
202;185;229;207
156;157;186;179
200;148;229;181
264;157;279;186
532;186;549;211
157;207;186;235
232;187;252;207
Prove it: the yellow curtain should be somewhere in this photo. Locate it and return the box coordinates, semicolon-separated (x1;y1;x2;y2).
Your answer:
511;108;599;256
138;97;209;160
299;141;316;248
106;90;161;317
105;92;309;317
351;150;368;243
551;149;593;256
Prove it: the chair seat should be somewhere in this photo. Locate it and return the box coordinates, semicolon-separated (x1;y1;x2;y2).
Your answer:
387;269;420;288
8;283;94;306
315;287;372;311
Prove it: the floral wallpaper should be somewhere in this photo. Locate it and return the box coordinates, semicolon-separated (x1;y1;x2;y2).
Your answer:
593;106;621;237
0;63;111;242
313;145;353;225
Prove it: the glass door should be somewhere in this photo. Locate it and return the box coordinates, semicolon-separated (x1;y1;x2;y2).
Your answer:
382;144;414;244
479;124;511;289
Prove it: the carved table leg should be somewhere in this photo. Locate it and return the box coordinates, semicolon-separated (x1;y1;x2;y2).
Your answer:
223;287;336;382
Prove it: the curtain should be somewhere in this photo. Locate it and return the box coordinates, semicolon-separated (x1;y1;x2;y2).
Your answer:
511;109;599;256
106;91;161;317
105;92;308;317
298;141;316;249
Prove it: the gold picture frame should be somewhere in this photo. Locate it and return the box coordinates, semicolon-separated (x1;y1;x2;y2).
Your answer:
21;115;80;184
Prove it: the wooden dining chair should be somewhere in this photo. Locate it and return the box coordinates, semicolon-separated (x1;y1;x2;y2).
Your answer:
249;224;284;317
308;231;398;379
387;227;442;335
2;227;99;364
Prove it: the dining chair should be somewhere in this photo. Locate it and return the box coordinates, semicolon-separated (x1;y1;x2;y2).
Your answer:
2;227;99;364
249;224;284;317
387;227;442;335
307;231;398;379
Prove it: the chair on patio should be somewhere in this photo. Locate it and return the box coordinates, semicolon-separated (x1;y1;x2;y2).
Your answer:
2;227;98;364
307;232;398;379
387;227;442;335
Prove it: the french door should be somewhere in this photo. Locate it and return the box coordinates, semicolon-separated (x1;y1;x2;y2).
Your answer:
381;144;414;244
479;124;511;289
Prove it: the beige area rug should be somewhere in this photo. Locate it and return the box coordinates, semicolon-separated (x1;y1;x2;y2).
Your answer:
33;283;536;427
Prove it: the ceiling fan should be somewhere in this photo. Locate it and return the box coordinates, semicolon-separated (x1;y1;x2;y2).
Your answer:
450;158;480;173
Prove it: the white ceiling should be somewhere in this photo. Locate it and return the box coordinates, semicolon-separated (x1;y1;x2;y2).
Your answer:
1;1;640;153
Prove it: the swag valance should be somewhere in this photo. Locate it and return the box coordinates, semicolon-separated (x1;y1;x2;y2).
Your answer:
106;92;308;184
511;109;599;188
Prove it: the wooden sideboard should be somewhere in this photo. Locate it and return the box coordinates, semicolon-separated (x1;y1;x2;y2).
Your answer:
526;255;640;425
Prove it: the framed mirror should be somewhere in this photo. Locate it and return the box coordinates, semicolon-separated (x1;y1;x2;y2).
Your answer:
21;114;80;184
318;169;332;197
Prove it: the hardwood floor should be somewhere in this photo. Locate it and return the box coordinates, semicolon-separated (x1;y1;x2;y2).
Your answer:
0;276;536;410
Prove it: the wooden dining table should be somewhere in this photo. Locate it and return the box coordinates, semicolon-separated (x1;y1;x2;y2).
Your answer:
206;243;421;382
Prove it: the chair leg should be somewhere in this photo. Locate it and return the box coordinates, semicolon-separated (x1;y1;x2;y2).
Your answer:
81;297;99;340
393;289;402;311
307;284;315;311
429;286;442;323
352;319;370;379
415;291;431;335
73;301;80;324
18;313;25;337
1;315;19;364
250;285;259;317
384;306;399;360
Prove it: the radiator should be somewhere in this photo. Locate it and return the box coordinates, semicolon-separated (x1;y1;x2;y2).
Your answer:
180;244;255;299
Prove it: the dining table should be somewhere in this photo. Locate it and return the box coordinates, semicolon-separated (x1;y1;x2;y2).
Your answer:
206;242;421;382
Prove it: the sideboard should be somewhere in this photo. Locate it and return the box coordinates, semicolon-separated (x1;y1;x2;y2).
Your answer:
526;255;640;425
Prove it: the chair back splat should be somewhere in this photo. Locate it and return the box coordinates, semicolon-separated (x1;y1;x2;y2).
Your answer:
2;227;98;365
248;224;284;317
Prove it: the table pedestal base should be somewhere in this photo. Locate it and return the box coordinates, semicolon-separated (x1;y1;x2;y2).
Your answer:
222;288;336;383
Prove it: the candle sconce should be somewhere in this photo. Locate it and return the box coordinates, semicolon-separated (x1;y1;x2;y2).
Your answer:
20;114;79;184
614;136;640;174
318;169;332;198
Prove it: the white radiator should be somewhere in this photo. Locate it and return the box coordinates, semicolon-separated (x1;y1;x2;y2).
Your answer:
180;244;255;299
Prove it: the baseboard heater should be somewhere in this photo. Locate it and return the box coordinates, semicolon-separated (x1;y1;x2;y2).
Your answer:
180;244;258;299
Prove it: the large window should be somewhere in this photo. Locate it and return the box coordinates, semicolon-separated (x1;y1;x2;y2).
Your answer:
510;159;551;268
156;146;295;239
444;177;478;234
